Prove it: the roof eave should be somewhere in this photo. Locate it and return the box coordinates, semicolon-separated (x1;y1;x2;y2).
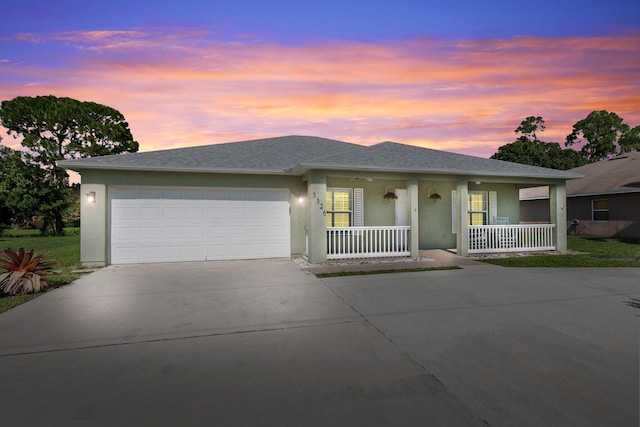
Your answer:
521;188;640;200
57;162;289;176
291;163;581;180
57;160;583;180
569;189;640;197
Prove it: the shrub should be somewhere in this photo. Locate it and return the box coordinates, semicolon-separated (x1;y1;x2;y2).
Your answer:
0;248;55;295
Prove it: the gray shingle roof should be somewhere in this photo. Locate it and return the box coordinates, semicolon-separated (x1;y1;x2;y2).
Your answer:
58;135;580;180
521;151;640;199
295;141;580;179
58;135;360;173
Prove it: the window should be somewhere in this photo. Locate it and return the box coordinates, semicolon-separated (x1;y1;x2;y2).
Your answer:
592;199;609;221
451;190;497;233
468;192;488;225
326;188;352;227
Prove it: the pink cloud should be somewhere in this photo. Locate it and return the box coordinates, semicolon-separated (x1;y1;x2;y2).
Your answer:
0;29;638;160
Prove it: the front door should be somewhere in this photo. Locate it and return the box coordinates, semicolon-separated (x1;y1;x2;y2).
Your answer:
395;189;408;226
395;189;408;250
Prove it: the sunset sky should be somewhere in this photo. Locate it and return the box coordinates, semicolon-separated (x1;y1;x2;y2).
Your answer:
1;0;639;159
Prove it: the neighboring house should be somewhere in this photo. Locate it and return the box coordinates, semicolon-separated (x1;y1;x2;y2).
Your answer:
520;151;640;239
58;135;579;266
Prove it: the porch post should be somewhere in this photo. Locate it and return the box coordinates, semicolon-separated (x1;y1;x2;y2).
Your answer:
307;172;327;264
456;180;469;256
408;178;419;259
549;182;567;252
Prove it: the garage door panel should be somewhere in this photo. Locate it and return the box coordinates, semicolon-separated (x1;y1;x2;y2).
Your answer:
206;245;226;259
162;228;187;239
110;188;290;264
226;225;248;239
206;226;225;237
184;207;206;219
111;228;139;241
111;205;137;216
137;228;161;240
112;247;137;261
138;207;161;219
161;221;184;231
184;227;206;238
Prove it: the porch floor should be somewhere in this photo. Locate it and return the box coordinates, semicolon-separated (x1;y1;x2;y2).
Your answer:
300;249;483;276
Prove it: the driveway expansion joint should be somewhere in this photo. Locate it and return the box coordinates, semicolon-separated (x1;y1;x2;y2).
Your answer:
0;318;364;358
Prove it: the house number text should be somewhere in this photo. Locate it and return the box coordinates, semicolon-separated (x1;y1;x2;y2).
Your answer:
312;192;326;216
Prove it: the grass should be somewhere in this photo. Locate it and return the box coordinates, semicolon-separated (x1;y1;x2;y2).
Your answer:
0;228;82;314
480;236;640;267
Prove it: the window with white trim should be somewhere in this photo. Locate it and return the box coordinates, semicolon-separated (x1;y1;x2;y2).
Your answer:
452;190;498;233
326;188;352;227
468;191;488;225
592;199;609;221
325;188;364;227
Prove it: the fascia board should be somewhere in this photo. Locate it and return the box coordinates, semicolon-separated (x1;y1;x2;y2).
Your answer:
291;163;582;180
56;162;289;176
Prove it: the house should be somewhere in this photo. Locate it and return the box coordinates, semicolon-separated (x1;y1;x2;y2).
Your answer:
520;151;640;239
58;135;580;267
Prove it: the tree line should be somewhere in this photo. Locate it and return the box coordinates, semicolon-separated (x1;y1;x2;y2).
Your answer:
491;111;640;170
0;95;138;235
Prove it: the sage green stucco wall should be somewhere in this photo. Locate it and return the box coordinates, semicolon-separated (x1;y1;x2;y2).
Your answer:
326;177;407;226
79;183;108;267
418;180;457;249
78;170;307;266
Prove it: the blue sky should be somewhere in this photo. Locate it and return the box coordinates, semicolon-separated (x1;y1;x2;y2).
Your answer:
1;0;639;156
4;0;639;40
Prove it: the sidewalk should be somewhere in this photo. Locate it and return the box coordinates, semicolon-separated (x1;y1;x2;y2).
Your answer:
300;249;485;275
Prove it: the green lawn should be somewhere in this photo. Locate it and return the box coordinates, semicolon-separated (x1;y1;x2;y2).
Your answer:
480;236;640;267
0;228;82;313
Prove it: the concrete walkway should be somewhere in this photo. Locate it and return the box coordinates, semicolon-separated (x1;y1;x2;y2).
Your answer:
0;259;486;426
304;249;483;275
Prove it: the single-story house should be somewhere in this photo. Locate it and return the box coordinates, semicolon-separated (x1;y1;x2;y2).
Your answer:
58;135;580;267
520;151;640;239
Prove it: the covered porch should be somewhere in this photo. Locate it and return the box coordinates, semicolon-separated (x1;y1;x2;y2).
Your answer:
303;171;568;263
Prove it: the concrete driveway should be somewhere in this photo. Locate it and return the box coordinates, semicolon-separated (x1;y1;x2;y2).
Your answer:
1;260;637;426
322;265;639;427
0;259;485;426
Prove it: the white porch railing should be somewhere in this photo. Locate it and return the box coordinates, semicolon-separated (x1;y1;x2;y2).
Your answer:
468;224;555;254
327;226;410;259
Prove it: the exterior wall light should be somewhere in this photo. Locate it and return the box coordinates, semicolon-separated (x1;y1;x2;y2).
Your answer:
86;191;96;203
297;195;305;204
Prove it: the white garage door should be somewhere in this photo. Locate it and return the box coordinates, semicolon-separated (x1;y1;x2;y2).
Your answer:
110;188;291;264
